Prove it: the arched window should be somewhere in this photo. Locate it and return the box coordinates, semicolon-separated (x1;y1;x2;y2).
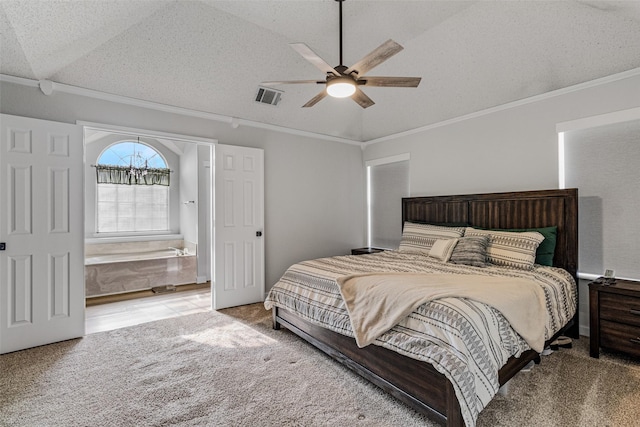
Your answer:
95;140;170;233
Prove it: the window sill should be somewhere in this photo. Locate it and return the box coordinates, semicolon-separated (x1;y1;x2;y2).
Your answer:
85;233;183;245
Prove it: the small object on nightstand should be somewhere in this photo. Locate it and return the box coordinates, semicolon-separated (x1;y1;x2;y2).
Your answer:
602;269;616;285
589;277;640;359
351;247;384;256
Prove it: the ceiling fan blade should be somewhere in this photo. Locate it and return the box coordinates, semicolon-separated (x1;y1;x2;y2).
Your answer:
352;87;375;109
345;39;403;77
290;43;340;77
359;76;421;88
261;80;323;86
302;90;328;108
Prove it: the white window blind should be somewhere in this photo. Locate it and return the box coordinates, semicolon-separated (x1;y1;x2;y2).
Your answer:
97;184;169;233
367;155;410;249
563;118;640;280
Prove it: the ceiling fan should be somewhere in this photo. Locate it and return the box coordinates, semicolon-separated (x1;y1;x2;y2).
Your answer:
261;0;421;109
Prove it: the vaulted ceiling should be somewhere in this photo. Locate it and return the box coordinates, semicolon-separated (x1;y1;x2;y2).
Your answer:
2;1;639;141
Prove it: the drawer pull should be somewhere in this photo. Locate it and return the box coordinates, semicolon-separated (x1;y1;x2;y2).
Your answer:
631;338;640;345
630;309;640;316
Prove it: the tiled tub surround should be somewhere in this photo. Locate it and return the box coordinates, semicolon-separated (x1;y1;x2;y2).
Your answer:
85;240;197;298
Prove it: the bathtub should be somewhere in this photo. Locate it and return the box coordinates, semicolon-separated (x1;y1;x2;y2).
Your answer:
85;240;197;298
86;248;192;265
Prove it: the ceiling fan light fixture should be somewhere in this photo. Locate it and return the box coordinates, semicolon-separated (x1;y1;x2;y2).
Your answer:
326;77;356;98
261;0;419;108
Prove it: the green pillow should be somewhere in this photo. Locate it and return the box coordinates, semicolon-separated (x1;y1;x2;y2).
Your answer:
482;226;557;266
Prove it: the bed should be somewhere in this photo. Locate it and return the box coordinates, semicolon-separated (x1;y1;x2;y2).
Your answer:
265;188;578;427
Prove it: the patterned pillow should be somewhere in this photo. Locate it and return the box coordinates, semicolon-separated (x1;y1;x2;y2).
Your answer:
489;226;557;266
398;222;466;254
428;238;459;262
464;227;544;270
449;235;489;267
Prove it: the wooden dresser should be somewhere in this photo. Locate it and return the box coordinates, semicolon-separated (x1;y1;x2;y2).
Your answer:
589;277;640;358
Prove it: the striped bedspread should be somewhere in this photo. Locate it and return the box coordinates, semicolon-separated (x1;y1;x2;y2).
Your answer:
264;250;576;427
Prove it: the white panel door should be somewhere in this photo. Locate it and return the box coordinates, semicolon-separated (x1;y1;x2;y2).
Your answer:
0;114;84;354
213;144;264;309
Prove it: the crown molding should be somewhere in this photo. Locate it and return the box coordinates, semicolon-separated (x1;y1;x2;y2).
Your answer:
3;67;639;148
362;67;640;147
0;74;362;147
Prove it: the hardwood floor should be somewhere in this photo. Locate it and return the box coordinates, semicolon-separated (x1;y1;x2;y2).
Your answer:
85;287;211;334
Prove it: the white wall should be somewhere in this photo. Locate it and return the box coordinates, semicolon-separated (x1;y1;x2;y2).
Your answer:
180;143;212;283
564;118;640;281
364;73;640;195
197;144;212;282
363;72;640;336
0;81;365;290
179;143;198;244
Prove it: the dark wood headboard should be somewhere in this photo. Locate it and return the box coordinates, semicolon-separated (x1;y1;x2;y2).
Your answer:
402;189;578;280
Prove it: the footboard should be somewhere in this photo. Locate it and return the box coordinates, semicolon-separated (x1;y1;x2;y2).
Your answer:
273;306;464;426
272;306;548;427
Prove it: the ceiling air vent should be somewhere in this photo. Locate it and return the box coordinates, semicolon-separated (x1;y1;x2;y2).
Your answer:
255;86;283;106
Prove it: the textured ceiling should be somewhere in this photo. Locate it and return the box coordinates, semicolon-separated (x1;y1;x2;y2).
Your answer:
1;0;640;141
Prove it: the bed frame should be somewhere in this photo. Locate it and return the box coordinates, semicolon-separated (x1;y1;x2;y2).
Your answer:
272;188;578;426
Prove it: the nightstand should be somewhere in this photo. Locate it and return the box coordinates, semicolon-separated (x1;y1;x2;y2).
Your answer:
351;247;385;256
589;277;640;358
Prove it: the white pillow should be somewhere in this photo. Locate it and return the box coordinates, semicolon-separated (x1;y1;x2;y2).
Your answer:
428;238;459;262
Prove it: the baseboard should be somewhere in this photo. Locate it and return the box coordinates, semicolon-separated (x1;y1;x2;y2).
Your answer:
196;275;208;284
579;324;590;337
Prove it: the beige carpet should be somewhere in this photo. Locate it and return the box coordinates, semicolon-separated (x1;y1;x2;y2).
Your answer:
1;303;639;427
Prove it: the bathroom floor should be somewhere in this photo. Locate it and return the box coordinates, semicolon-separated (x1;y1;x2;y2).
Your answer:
85;287;211;334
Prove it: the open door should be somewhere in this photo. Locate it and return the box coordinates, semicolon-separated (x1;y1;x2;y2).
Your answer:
0;114;85;354
213;144;264;309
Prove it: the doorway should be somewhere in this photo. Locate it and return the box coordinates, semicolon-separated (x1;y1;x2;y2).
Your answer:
1;114;265;353
83;124;215;323
0;114;264;354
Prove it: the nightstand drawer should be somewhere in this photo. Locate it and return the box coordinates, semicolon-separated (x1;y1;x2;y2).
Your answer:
600;292;640;327
600;319;640;358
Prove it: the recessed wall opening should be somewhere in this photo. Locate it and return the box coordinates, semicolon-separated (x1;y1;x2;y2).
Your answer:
366;153;410;249
557;107;640;337
559;115;640;282
83;125;215;332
